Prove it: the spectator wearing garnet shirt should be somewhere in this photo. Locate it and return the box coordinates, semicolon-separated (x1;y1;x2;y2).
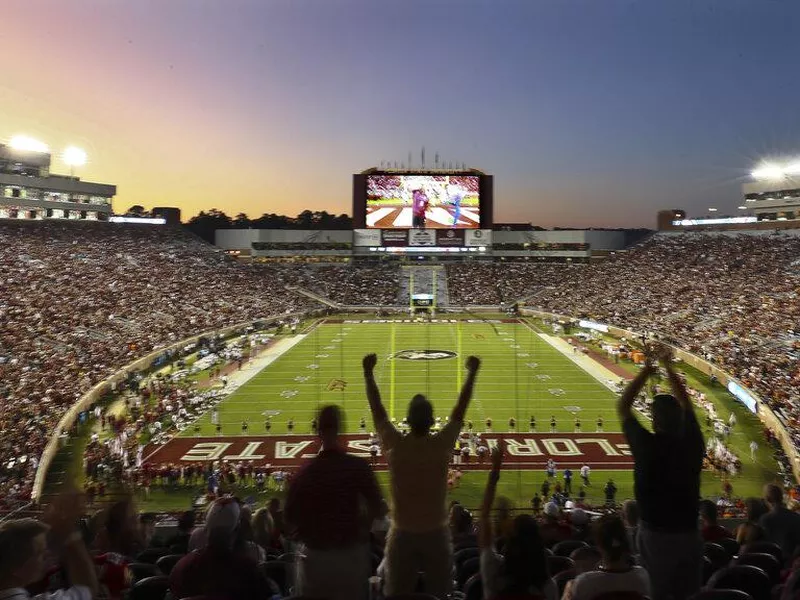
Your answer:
363;353;481;598
92;498;140;600
618;344;705;600
699;500;733;543
285;405;383;600
170;497;272;600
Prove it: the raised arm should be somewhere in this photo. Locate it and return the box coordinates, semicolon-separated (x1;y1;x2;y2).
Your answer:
45;491;99;598
363;354;390;429
658;345;691;411
618;354;655;421
478;441;503;549
451;356;481;424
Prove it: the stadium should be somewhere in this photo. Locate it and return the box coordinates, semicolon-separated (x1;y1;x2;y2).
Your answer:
2;140;800;600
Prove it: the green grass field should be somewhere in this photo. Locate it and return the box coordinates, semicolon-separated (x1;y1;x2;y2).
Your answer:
138;318;779;512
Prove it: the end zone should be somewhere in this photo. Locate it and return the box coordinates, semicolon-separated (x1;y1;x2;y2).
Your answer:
144;433;633;470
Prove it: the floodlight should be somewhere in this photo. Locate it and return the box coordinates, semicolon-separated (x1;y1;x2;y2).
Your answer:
737;206;748;210
708;208;718;212
751;164;784;180
62;146;87;167
783;162;800;175
9;135;49;153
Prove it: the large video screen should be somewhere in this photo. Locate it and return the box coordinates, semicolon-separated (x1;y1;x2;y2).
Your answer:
365;174;480;229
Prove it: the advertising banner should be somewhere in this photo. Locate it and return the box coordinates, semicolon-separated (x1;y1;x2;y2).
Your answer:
408;229;436;246
435;229;465;247
353;229;382;246
465;229;492;247
381;229;409;247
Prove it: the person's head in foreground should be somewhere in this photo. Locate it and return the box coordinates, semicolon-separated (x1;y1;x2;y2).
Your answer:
698;499;720;527
764;483;784;509
317;404;343;447
594;514;633;569
500;515;550;594
205;497;242;554
0;518;50;588
651;393;684;435
571;546;602;574
407;393;434;436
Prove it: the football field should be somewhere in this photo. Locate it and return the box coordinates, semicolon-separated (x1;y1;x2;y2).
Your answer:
138;318;780;509
181;319;621;437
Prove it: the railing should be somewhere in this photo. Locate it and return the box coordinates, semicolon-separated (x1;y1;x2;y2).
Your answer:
31;311;312;502
521;308;800;484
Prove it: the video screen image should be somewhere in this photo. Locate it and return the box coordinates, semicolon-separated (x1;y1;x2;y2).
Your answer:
366;174;480;229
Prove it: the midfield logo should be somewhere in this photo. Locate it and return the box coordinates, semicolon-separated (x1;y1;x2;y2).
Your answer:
390;350;458;361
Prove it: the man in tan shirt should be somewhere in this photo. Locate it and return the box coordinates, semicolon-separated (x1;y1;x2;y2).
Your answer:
363;353;480;598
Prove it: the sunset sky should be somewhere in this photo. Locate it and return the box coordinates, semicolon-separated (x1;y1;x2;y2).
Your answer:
4;0;800;228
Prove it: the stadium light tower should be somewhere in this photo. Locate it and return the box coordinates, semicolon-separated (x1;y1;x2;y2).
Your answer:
62;146;87;177
9;135;49;153
751;163;785;180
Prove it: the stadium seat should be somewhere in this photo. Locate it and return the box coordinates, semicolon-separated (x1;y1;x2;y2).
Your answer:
739;542;783;566
707;565;771;600
733;554;781;585
457;556;481;590
689;590;753;600
705;542;732;571
592;592;648;600
129;563;162;582
155;554;185;576
136;548;171;565
553;569;576;597
130;575;170;600
552;540;589;557
261;561;290;595
463;574;483;600
278;552;300;562
703;556;714;584
385;595;440;600
546;555;575;576
454;547;481;572
716;537;741;559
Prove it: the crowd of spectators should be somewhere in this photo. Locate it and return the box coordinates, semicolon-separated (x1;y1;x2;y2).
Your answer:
533;232;800;458
0;220;399;508
447;262;581;305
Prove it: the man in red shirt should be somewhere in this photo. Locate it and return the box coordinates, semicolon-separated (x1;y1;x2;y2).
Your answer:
285;405;383;600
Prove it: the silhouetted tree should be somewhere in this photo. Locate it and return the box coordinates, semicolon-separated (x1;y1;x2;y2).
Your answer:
126;205;147;216
233;212;250;228
185;209;233;244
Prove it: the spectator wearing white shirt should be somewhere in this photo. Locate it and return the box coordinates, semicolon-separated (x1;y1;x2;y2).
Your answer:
565;514;650;600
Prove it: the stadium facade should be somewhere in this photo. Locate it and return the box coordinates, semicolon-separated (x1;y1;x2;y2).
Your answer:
0;143;116;221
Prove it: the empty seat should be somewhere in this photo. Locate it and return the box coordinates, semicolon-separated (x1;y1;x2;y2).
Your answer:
128;563;162;582
707;565;771;600
547;555;575;576
552;540;590;558
705;542;731;571
130;575;170;600
457;556;481;591
155;554;185;576
733;554;781;585
689;589;753;600
739;542;783;567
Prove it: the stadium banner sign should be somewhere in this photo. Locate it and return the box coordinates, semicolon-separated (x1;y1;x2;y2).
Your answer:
382;229;409;247
143;433;634;470
727;380;758;414
353;229;382;246
578;320;609;333
465;229;492;246
408;229;437;246
435;229;465;246
109;216;166;225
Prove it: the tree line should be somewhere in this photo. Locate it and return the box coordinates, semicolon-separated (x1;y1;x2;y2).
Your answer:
125;205;353;244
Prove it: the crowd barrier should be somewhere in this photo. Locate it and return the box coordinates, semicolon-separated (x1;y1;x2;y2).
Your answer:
522;308;800;485
31;311;309;502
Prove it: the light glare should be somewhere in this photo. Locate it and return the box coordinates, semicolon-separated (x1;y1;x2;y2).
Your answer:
62;146;87;167
9;135;49;153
